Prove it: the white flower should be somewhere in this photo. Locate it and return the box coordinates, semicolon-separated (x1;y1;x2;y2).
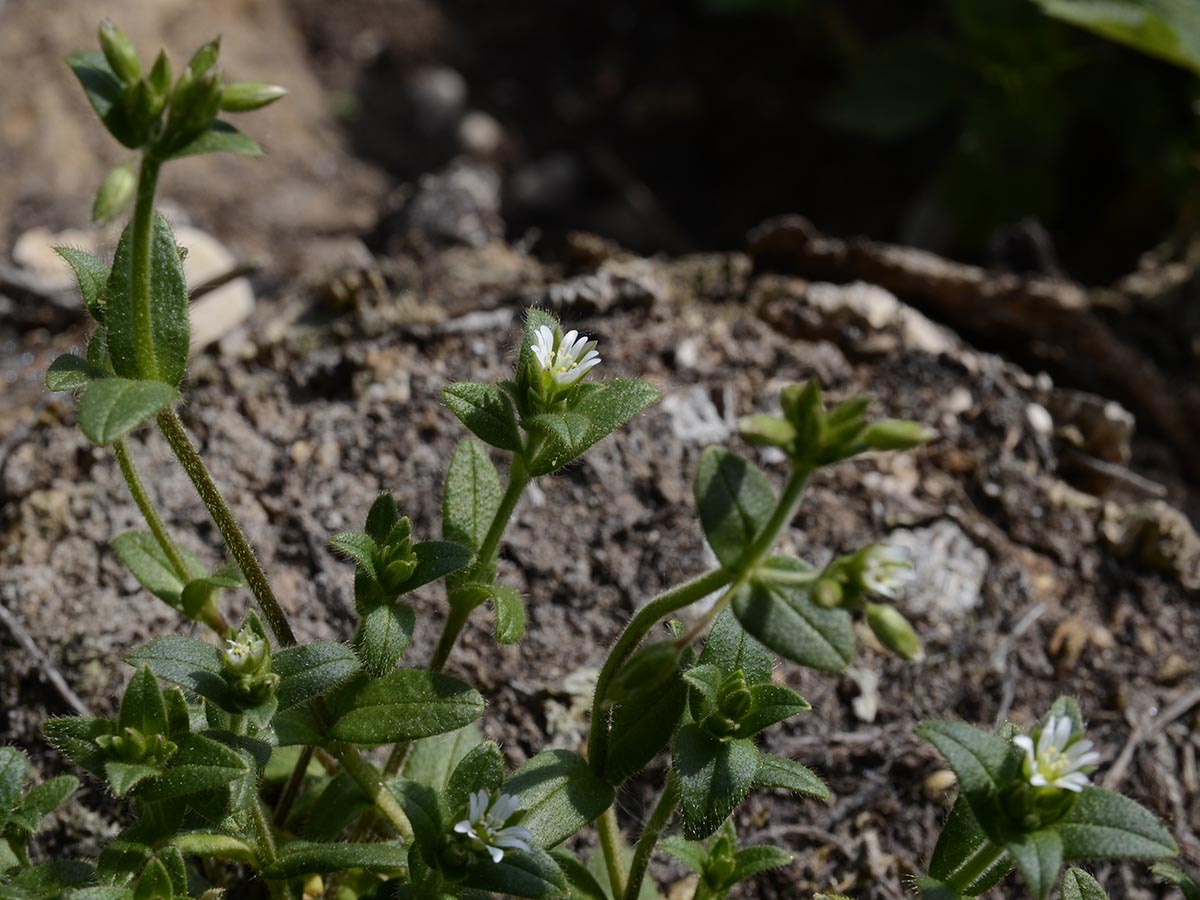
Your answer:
531;325;601;388
1013;714;1100;793
860;545;914;599
452;790;534;864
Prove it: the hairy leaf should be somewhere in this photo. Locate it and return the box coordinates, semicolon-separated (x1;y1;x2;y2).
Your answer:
1061;867;1111;900
752;753;829;800
46;354;106;392
461;847;568;899
272;642;361;710
54;247;108;322
263;841;408;878
164;120;263;159
732;573;854;673
1056;787;1178;860
330;670;485;744
674;724;758;840
78;379;178;445
505;750;614;849
444;382;523;452
694;447;776;569
353;601;416;677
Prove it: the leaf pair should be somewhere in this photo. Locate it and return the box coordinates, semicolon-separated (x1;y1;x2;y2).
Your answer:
0;748;78;873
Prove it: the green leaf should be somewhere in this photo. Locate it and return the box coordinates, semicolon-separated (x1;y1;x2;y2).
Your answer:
164;120;263;159
408;541;473;592
401;723;484;793
442;439;504;562
111;533;204;612
505;750;615;849
127;636;229;706
674;724;758;840
487;584;526;644
63;889;134;900
461;847;569;900
136;733;251;801
65;51;138;148
53;247;108;322
1061;868;1111;900
170;832;256;866
104;761;160;798
1153;864;1200;900
927;797;1012;895
1033;0;1200;75
444;382;523;453
353;601;416;677
1056;786;1178;860
699;608;773;686
658;836;708;875
729;845;794;885
78;379;178;445
550;849;610;900
916;721;1018;832
752;753;829;800
446;741;506;816
0;860;96;898
43;717;113;776
732;571;854;673
365;492;400;544
694;447;776;569
1006;830;1063;900
604;670;688;785
915;876;968;900
734;684;810;738
104;214;190;386
329;531;379;581
303;772;370;841
118;666;169;738
263;841;408;878
8;776;78;835
329;670;485;744
46;354;106;392
86;328;114;375
0;749;26;831
179;564;244;622
273;642;362;710
132;857;172;900
526;381;660;477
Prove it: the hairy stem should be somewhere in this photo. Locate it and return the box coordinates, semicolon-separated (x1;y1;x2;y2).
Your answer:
273;746;313;826
251;798;295;900
597;804;628;900
156;407;297;647
428;457;530;673
333;741;415;842
623;771;679;900
131;156;161;381
587;567;731;775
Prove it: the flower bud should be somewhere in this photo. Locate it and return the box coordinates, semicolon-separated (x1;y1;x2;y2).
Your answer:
169;63;223;138
99;20;141;84
92;165;136;223
866;602;923;661
185;38;221;75
716;671;752;721
737;414;795;449
148;50;172;102
860;418;936;451
222;628;269;677
606;641;682;705
220;82;287;112
812;577;844;609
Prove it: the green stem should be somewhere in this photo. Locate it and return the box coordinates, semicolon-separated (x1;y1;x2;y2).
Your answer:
156;407;297;647
587;567;731;775
273;746;313;826
623;772;679;900
333;741;415;842
597;804;628;900
113;439;229;635
131;156;162;381
588;466;811;777
251;798;295;900
428;458;530;673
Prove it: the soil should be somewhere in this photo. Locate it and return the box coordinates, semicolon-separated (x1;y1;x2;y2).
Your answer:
2;2;1199;899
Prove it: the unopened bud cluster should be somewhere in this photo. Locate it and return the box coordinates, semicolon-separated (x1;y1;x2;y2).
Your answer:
221;618;279;703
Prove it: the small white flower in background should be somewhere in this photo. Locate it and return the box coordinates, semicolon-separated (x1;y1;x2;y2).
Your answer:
860;545;914;599
453;790;534;864
531;325;601;388
1014;714;1100;792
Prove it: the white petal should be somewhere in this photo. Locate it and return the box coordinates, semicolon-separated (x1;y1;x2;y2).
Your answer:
487;844;505;864
1057;773;1089;792
453;820;474;835
469;790;487;822
1013;735;1035;757
1029;773;1048;787
491;794;519;823
1051;715;1074;749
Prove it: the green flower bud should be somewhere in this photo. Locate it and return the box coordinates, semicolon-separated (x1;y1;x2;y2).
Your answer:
220;82;287;112
92;164;136;223
812;577;844;609
866;602;923;661
185;38;221;75
168;63;223;138
737;414;795;449
148;50;172;103
716;671;752;721
705;833;737;888
606;641;682;705
98;20;141;84
860;418;936;451
222;628;269;677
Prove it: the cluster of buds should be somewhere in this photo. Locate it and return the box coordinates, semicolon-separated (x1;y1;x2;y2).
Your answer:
95;726;177;766
87;21;285;219
697;670;753;741
221;617;279;704
739;381;934;468
373;517;419;595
